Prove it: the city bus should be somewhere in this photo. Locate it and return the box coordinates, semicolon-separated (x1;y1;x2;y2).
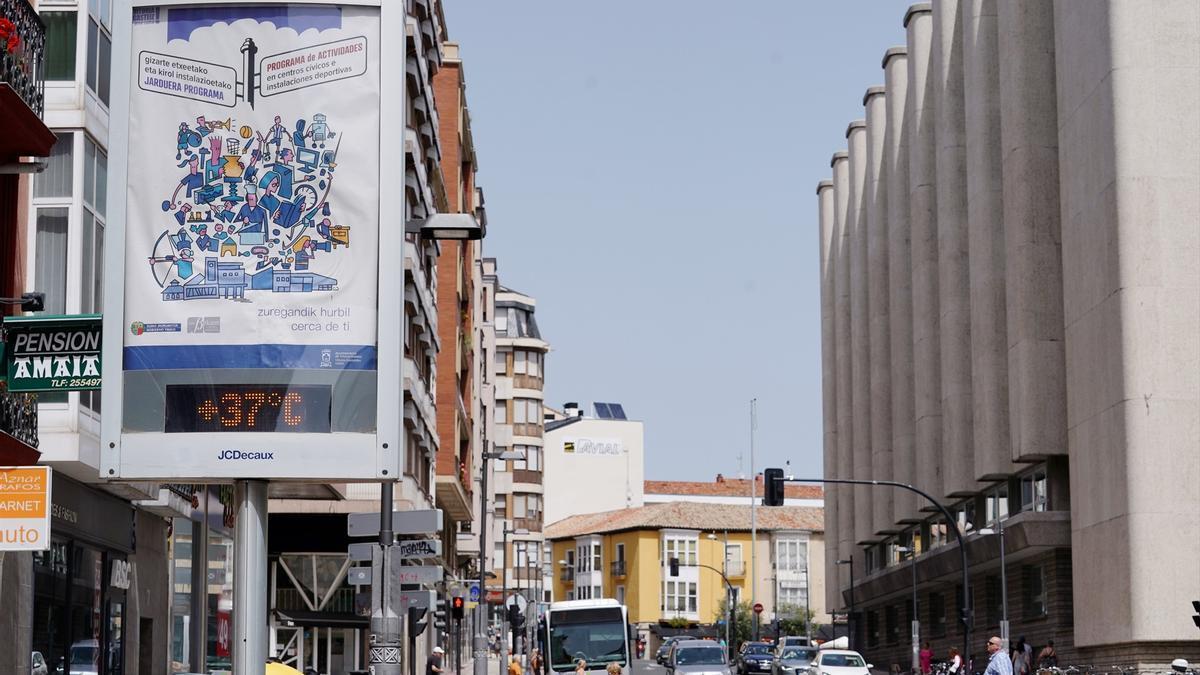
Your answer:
541;599;633;675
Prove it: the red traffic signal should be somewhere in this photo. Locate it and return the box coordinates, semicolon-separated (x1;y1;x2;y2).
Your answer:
451;595;465;619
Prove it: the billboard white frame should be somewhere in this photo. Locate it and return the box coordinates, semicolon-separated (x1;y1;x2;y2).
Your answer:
100;0;403;482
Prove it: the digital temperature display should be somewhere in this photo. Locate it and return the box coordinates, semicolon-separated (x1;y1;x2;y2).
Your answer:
164;385;332;433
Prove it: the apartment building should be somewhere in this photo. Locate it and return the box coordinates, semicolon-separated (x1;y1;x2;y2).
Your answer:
816;1;1199;667
543;401;645;525
645;474;824;508
546;502;825;654
489;272;551;608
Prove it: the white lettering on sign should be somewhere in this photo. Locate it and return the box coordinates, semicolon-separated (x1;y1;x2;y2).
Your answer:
110;559;132;589
564;437;624;456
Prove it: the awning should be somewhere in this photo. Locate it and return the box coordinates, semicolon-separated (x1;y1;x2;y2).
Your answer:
273;608;368;629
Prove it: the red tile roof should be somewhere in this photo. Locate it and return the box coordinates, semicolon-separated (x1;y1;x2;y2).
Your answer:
544;501;824;540
644;476;824;500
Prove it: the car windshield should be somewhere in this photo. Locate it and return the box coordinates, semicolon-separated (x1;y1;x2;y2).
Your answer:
820;654;866;668
744;645;772;655
676;647;726;666
70;645;98;666
782;649;816;661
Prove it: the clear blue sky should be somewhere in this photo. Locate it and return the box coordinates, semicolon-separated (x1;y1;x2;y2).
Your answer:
443;1;908;481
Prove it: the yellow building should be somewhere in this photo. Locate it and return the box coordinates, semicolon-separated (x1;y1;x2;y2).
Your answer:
544;502;825;650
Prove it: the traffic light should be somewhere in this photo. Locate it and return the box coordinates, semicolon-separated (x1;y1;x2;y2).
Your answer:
434;597;448;631
452;595;466;620
508;602;525;628
408;605;428;637
1192;600;1200;629
669;557;680;577
763;468;785;507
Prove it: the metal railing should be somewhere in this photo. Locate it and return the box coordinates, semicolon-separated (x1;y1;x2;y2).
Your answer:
559;567;574;582
0;0;45;116
0;383;39;451
610;560;627;577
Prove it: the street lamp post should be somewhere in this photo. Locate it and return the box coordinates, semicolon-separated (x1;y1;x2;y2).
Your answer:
979;519;1008;647
897;546;919;675
474;448;525;675
503;525;530;663
835;558;854;648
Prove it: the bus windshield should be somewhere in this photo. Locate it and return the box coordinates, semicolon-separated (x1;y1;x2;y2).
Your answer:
548;607;627;671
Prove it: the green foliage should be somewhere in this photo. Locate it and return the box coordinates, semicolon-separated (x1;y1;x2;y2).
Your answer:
714;597;756;647
666;616;692;629
776;603;816;638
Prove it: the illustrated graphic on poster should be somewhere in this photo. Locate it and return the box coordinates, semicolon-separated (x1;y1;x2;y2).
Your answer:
124;6;380;371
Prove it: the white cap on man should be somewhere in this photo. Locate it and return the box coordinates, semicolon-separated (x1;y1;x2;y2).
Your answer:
433;647;444;655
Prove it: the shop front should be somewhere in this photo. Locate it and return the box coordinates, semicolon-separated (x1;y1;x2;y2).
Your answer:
32;474;135;675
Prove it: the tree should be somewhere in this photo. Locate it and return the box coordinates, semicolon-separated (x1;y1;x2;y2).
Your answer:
714;597;756;649
776;603;816;638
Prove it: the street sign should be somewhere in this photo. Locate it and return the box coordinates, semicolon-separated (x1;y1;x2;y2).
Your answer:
347;509;443;537
348;567;372;586
3;315;102;392
395;565;443;585
0;466;51;551
395;539;441;559
468;584;480;602
485;590;504;604
753;603;764;614
348;542;374;562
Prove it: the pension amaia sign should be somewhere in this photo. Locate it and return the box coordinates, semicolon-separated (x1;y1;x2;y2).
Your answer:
3;315;103;392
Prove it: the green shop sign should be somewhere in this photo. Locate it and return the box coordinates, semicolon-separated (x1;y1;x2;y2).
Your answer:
3;314;103;392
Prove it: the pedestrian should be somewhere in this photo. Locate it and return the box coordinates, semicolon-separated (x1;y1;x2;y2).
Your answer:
510;655;524;675
428;646;445;675
576;659;588;675
948;648;963;675
531;648;543;675
1011;638;1029;675
1021;637;1034;674
1037;641;1057;669
984;637;1014;675
607;664;622;675
916;642;931;675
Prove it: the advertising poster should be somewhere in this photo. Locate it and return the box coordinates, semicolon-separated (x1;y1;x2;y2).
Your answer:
123;4;380;372
0;466;51;551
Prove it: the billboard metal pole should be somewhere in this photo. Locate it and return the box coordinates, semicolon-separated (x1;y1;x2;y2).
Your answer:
232;480;269;674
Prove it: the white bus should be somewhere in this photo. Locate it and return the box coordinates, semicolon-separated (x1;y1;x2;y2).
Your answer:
541;599;633;674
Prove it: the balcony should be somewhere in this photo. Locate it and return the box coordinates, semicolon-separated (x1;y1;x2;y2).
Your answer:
0;0;53;158
725;560;746;577
609;560;626;578
559;567;574;583
0;384;39;464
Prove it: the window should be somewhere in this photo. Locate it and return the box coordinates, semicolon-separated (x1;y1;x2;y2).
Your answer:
43;11;78;80
885;604;899;645
576;544;589;572
494;498;506;520
513;445;541;472
514;351;527;374
775;539;806;572
866;610;880;648
778;581;806;608
927;517;949;549
495;402;507;425
985;576;1002;625
35;208;69;316
616;543;625;562
954;499;977;534
494;350;508;375
494;543;504;569
86;0;113;105
514;399;527;424
662;581;698;614
985;484;1010;523
566;550;575;570
81;137;107;314
1024;565;1047;617
1020;468;1048;513
928;592;946;636
591;542;602;571
529;351;541;377
593;585;601;598
512;494;540;520
36;133;74;200
663;536;698;566
616;585;625;605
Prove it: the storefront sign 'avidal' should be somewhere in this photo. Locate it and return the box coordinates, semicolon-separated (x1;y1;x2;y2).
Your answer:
3;315;102;392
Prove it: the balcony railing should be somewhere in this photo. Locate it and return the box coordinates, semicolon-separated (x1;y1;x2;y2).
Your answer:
559;567;574;583
0;384;39;454
610;560;626;577
0;0;45;116
725;560;746;577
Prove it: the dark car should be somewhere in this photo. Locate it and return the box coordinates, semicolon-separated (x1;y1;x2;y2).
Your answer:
658;636;695;665
772;647;817;675
736;642;775;675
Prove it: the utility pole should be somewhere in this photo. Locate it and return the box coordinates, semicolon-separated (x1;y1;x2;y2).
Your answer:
749;397;758;640
371;481;402;675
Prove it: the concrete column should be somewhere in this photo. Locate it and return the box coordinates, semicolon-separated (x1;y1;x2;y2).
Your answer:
817;178;839;611
846;119;874;546
932;0;976;499
883;45;919;523
962;0;1015;481
864;86;895;536
904;3;943;509
831;150;854;591
1053;0;1200;649
996;0;1067;463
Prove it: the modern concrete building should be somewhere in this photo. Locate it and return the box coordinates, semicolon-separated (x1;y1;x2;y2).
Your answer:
816;1;1199;667
489;273;551;609
545;502;826;655
543;401;645;526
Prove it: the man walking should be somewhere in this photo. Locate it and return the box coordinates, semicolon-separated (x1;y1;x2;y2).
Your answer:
984;637;1013;675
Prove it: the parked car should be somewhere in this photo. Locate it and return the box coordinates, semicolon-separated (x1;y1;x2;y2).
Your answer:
53;639;99;675
31;651;48;675
736;642;776;675
668;640;732;675
658;636;695;665
811;650;872;675
772;647;817;675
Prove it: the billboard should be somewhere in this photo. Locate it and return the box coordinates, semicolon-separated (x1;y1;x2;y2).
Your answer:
101;1;401;481
0;466;51;551
3;315;102;392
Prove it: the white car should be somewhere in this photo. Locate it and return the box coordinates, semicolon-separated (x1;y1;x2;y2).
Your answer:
811;650;872;675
